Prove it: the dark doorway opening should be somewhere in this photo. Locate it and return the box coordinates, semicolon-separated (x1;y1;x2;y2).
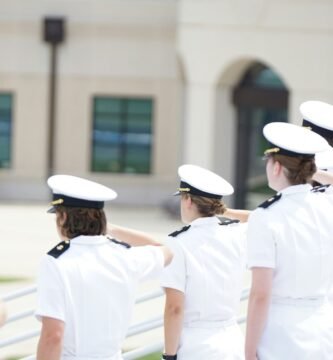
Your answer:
233;63;288;209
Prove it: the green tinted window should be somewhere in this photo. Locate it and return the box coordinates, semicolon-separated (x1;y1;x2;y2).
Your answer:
0;94;12;168
91;97;153;174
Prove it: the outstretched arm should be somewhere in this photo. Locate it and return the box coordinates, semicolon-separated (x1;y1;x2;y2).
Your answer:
224;208;251;223
312;170;333;185
108;224;173;266
107;224;162;246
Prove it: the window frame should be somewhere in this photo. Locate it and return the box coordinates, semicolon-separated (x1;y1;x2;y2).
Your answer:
0;92;13;169
232;64;289;209
90;95;154;175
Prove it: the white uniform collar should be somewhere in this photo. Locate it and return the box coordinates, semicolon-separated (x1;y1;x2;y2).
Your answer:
190;216;220;227
70;235;109;245
278;183;312;196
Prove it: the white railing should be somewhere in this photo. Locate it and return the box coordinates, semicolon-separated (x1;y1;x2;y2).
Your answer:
1;284;249;360
2;285;37;302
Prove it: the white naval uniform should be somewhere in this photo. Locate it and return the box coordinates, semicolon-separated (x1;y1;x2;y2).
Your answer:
160;216;247;360
35;235;164;360
247;184;333;360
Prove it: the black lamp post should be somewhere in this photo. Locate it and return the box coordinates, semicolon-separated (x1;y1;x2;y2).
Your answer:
43;17;66;177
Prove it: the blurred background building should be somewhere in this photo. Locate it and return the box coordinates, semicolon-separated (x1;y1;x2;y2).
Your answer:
0;0;332;209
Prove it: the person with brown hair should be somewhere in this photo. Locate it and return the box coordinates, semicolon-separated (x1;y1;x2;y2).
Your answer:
225;101;333;224
245;122;333;360
160;164;247;360
36;175;173;360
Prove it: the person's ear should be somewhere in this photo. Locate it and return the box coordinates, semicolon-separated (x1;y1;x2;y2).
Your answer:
56;211;67;226
273;160;282;176
184;195;192;209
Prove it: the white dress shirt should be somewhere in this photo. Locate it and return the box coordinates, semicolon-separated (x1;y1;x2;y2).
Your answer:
247;184;333;299
161;216;247;360
247;184;333;359
36;235;164;360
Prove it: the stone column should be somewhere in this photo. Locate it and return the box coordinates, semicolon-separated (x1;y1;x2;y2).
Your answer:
183;81;216;169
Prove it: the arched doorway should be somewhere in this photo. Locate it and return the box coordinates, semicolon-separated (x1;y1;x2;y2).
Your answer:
233;63;288;209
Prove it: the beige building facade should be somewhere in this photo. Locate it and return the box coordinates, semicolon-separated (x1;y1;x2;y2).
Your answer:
0;0;332;207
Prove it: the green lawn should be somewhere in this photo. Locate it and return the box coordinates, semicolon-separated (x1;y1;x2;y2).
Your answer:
6;354;161;360
138;353;161;360
0;276;28;283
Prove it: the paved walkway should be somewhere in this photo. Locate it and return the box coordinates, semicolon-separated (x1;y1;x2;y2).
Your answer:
0;203;182;278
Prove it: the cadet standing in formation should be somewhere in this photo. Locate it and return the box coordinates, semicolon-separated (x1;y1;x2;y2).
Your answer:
35;175;172;360
18;99;333;359
160;164;247;360
245;122;333;360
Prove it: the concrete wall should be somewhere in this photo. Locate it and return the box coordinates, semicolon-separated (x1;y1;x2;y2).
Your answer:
178;0;333;188
1;0;333;205
0;0;182;204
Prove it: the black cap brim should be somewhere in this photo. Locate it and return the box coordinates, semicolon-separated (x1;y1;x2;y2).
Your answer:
47;206;56;214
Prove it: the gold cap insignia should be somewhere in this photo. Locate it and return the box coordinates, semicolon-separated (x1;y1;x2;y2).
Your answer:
177;187;190;193
264;147;280;155
51;198;64;206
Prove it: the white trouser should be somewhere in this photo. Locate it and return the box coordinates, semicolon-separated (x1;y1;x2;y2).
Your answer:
62;352;122;360
258;299;333;360
177;319;245;360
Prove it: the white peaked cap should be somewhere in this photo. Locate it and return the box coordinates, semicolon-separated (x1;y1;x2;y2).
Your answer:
263;122;329;157
47;174;117;213
315;147;333;170
300;100;333;131
175;164;234;199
